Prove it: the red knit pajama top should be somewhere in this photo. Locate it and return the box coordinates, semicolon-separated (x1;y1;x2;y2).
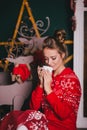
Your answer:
30;68;81;130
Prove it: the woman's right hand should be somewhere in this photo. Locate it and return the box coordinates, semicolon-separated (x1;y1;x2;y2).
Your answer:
37;66;44;88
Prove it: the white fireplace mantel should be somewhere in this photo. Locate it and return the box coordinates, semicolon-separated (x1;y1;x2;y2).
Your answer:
74;0;87;128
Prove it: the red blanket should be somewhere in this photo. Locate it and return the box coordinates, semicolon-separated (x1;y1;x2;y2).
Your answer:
0;110;48;130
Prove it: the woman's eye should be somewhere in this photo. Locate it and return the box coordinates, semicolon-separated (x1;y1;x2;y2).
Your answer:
44;57;56;61
52;57;56;60
44;59;48;61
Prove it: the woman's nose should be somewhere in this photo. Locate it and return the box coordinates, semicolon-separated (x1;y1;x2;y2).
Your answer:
48;59;52;65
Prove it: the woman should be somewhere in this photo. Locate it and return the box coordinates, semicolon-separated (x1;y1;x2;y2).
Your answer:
0;30;81;130
29;30;81;130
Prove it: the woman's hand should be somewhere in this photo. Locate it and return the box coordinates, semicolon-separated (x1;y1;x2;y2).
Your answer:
43;70;53;95
37;66;53;94
37;66;44;88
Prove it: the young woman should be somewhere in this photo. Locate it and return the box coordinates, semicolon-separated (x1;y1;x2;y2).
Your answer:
29;30;81;130
0;30;81;130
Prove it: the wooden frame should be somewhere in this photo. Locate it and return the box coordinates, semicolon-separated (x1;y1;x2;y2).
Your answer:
74;0;87;128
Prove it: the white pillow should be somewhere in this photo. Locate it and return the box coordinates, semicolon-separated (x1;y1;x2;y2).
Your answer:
16;125;28;130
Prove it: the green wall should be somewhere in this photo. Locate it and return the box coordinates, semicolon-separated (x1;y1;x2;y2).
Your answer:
0;0;73;40
0;0;73;67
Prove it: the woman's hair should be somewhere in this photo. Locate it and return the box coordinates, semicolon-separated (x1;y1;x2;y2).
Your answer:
53;29;66;43
43;29;68;60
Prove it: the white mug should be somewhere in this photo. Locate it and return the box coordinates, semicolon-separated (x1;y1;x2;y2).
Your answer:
42;66;53;73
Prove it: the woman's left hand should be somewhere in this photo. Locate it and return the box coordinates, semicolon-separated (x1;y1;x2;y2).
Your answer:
43;70;53;95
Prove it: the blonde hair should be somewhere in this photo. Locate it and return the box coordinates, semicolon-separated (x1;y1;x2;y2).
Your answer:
43;29;68;60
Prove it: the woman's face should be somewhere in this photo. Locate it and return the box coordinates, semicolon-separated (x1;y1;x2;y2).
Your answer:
43;48;65;72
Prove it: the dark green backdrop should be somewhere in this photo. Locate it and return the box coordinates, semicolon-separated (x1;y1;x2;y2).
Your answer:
0;0;73;68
